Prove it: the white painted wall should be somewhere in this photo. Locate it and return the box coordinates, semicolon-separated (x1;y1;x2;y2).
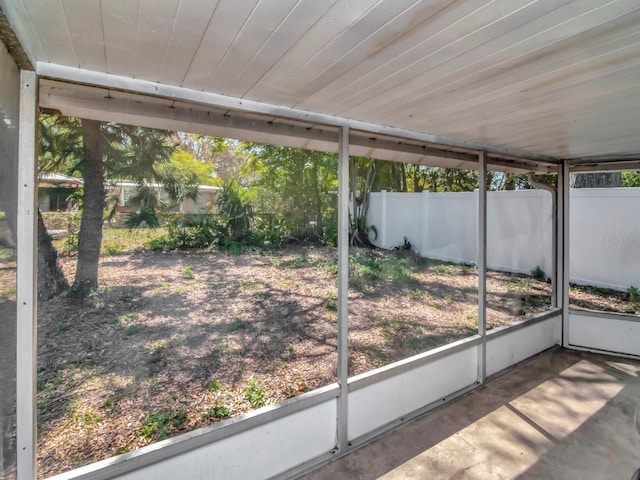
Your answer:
368;188;640;289
486;315;559;377
347;342;479;441
569;312;640;357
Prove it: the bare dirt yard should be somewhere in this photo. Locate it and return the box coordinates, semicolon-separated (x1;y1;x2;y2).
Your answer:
36;246;638;477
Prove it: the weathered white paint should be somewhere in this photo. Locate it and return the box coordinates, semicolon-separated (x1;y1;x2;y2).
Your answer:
486;314;560;377
347;343;478;441
569;311;640;358
16;69;38;480
369;188;640;290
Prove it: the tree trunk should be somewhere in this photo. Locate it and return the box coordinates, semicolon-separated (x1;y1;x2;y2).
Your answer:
37;210;68;300
571;172;622;188
349;158;376;248
310;158;323;235
399;163;407;192
74;119;105;292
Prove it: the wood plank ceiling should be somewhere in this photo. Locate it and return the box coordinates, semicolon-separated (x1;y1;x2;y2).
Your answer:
3;0;640;161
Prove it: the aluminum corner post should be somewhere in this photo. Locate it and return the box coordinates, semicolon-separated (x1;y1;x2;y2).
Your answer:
337;125;349;451
478;152;487;383
560;162;570;347
16;70;38;480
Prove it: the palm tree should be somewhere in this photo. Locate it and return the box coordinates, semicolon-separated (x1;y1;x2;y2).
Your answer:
39;115;174;293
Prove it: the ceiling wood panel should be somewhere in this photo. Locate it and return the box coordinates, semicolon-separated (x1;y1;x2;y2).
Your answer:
132;0;181;83
4;0;640;159
181;0;260;90
357;4;640;124
19;0;75;65
250;0;426;101
248;0;383;104
295;0;496;110
102;0;140;77
220;0;338;99
159;0;218;86
206;0;302;95
61;0;106;71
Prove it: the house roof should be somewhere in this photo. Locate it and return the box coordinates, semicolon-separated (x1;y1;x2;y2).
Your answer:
3;0;640;172
38;172;83;187
111;181;220;192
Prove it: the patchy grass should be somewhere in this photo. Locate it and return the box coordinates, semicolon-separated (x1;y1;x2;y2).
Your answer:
52;226;167;257
138;408;189;441
348;249;421;292
230;320;247;332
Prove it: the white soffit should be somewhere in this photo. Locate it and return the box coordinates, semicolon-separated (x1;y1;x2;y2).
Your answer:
3;0;640;162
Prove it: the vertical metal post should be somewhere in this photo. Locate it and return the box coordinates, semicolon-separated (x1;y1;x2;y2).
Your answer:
550;191;558;309
477;152;487;383
16;70;37;480
554;165;563;343
336;126;349;451
560;162;571;347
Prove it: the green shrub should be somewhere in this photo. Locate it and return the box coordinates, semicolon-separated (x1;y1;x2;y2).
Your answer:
246;218;285;248
531;265;546;281
217;181;254;241
147;216;225;250
124;207;160;229
244;378;266;409
205;405;230;419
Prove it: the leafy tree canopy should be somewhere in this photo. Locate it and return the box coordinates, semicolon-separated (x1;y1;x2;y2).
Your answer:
622;171;640;187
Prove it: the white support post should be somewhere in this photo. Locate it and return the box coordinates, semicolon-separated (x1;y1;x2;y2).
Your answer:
337;126;349;451
560;162;571;347
16;70;38;480
478;152;487;383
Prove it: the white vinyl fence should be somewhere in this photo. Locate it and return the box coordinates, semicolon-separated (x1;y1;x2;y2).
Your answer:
368;188;640;290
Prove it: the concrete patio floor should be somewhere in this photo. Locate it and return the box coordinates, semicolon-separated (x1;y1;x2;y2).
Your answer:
301;348;640;480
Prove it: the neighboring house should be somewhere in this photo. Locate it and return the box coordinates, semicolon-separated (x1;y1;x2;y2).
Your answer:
111;181;220;214
38;174;219;214
38;172;83;212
